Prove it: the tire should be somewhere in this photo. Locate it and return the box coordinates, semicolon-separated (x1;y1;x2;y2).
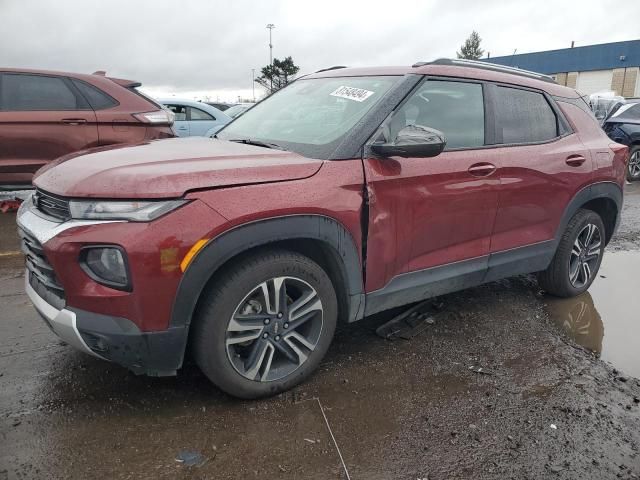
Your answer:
538;209;605;298
627;146;640;182
193;249;338;399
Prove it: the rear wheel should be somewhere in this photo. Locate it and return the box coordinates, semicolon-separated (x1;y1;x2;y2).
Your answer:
538;209;605;297
627;146;640;181
193;249;337;399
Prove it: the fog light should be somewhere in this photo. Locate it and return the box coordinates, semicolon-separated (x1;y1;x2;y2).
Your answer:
81;247;130;290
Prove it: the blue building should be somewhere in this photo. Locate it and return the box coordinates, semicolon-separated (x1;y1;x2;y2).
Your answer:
485;40;640;97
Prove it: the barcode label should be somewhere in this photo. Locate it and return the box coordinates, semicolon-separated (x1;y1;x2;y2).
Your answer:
330;86;375;102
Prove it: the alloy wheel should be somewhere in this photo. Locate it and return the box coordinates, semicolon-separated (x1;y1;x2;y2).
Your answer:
629;151;640;179
225;276;324;382
568;223;602;288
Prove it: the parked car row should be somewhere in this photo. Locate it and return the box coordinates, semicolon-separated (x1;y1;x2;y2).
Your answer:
600;102;640;181
0;69;257;188
0;69;174;188
160;99;230;137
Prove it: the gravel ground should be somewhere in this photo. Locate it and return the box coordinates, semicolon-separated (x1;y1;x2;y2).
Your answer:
0;183;639;480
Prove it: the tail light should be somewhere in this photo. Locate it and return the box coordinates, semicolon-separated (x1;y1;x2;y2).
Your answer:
132;109;174;126
610;143;629;180
610;143;629;162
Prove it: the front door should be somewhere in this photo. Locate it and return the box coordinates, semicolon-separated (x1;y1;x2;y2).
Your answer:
363;79;500;313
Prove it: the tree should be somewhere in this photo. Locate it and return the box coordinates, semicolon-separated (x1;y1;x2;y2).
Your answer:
255;56;300;94
457;31;484;60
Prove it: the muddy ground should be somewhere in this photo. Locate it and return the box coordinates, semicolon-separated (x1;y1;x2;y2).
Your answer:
1;184;640;480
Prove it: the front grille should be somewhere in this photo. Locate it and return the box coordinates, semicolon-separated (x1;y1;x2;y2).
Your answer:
33;189;70;221
19;227;65;309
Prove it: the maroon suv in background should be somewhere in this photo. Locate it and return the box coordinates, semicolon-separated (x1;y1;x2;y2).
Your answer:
17;59;628;399
0;68;175;187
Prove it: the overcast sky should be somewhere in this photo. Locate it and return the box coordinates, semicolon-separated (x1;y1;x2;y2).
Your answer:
1;0;638;102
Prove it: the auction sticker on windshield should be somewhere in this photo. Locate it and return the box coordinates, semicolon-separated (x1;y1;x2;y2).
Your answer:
330;86;375;102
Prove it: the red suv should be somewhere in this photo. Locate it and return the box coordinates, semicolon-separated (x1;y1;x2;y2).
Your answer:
0;68;175;188
17;59;627;398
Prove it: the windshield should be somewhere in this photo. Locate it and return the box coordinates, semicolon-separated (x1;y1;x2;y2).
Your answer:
217;76;399;158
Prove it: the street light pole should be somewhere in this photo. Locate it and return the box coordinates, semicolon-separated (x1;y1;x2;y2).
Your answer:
266;23;275;91
251;68;255;102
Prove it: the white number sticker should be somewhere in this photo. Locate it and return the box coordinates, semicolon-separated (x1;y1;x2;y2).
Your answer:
330;86;375;102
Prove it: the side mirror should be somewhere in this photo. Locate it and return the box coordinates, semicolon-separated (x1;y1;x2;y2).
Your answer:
371;125;446;158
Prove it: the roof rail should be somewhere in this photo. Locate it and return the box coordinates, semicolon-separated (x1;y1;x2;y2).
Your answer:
315;65;347;73
412;58;556;84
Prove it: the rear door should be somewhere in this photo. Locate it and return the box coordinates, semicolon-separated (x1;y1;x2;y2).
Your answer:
187;105;223;136
363;78;501;300
0;73;98;184
486;84;592;279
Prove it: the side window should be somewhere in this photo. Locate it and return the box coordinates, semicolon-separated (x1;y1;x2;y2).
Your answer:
71;79;117;110
189;107;215;121
495;87;558;144
166;104;187;121
1;74;85;111
388;80;485;150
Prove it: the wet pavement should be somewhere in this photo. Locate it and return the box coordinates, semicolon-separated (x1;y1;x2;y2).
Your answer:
1;184;640;479
546;250;640;379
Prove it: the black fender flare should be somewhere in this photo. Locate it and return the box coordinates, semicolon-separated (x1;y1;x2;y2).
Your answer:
554;181;623;246
170;215;365;333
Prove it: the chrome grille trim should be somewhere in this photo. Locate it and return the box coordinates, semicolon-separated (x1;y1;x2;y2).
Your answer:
33;189;71;221
18;227;65;303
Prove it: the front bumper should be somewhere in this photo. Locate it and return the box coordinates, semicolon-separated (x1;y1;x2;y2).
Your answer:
26;274;104;360
26;271;187;376
17;195;193;376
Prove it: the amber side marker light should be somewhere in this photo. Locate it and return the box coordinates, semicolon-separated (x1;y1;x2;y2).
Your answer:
180;239;209;272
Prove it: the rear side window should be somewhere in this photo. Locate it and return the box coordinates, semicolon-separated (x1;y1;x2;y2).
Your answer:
71;79;117;110
189;107;215;121
1;73;87;111
495;87;558;144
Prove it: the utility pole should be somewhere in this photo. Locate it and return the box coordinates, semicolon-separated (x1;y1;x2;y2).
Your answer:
266;23;275;91
251;68;255;102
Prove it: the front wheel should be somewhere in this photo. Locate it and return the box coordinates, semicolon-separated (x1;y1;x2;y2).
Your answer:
193;249;337;399
627;146;640;182
538;209;605;297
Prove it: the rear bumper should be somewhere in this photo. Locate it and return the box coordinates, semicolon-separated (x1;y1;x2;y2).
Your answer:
26;272;187;376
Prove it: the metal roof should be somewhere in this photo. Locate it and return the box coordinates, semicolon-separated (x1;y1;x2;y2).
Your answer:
483;40;640;74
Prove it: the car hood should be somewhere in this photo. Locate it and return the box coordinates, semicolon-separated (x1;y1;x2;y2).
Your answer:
34;137;324;198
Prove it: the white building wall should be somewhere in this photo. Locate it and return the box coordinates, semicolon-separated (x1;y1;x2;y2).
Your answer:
576;70;614;96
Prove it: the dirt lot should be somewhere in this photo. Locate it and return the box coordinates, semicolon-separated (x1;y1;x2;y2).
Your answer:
1;184;640;480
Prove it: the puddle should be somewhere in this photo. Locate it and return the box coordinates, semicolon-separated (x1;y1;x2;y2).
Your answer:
545;251;640;378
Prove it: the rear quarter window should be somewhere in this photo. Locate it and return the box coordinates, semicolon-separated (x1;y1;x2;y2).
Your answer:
495;86;559;144
72;79;118;110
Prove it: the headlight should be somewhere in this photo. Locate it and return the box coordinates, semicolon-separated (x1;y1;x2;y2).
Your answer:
69;199;187;222
81;247;130;290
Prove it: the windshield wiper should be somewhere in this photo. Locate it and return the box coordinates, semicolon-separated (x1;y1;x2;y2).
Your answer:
228;138;286;151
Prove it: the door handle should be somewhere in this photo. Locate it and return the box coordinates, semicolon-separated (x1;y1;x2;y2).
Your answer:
468;162;496;177
177;126;188;130
566;154;586;167
61;118;87;125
